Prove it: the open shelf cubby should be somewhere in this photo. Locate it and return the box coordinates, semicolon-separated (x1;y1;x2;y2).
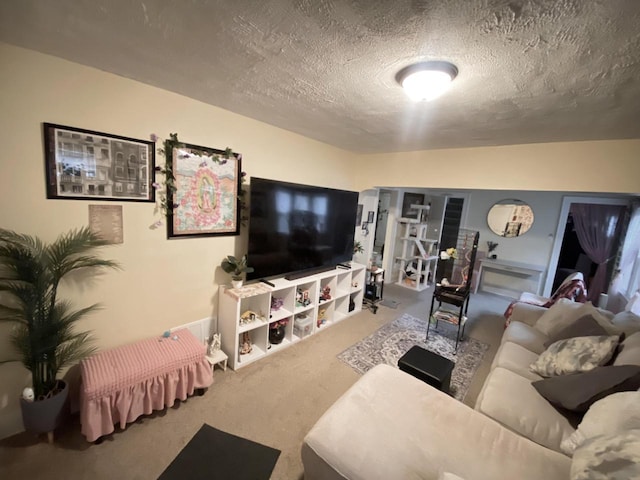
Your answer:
219;262;366;370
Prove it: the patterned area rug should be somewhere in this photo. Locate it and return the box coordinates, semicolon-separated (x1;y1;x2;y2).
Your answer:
337;313;489;401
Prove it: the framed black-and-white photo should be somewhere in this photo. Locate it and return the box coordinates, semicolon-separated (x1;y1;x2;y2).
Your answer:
43;123;155;202
367;211;375;223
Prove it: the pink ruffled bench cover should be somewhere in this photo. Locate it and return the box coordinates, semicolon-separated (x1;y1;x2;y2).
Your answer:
80;329;213;442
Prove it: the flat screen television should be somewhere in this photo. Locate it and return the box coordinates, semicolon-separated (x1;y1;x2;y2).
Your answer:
247;177;359;281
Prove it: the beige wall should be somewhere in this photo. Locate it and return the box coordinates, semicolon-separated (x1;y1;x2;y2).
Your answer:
0;43;355;438
353;141;640;193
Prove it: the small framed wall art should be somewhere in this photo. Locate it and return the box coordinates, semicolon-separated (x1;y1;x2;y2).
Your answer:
43;123;155;202
167;142;242;238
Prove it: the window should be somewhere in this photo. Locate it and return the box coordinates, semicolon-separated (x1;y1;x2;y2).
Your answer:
628;251;640;297
618;203;640;298
115;183;123;193
128;167;136;178
72;185;83;193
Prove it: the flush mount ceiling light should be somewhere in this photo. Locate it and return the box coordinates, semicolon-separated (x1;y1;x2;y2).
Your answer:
396;61;458;101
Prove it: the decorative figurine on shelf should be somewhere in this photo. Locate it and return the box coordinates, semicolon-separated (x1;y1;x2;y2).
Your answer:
206;333;221;356
320;285;332;302
271;296;284;313
240;310;260;325
240;331;252;355
296;288;311;307
317;307;327;327
351;281;359;289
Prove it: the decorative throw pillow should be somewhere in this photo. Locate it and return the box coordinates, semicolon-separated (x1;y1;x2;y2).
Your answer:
611;310;640;335
531;364;640;412
543;314;609;347
613;331;640;367
530;335;620;377
570;430;640;480
560;390;640;456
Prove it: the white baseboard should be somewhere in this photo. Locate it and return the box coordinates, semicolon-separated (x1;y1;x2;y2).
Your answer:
171;316;214;344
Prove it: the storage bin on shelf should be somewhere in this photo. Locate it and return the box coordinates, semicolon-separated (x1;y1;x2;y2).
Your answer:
294;314;313;338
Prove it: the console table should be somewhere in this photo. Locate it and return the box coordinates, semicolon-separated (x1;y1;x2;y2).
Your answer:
474;258;545;298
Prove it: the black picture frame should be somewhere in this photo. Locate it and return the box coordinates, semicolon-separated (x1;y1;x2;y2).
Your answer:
166;142;242;238
367;211;375;223
43;123;155;202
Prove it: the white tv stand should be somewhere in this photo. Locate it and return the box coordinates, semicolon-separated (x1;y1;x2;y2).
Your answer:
218;263;366;370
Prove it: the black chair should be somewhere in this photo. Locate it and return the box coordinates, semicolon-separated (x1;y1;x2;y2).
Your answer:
427;230;479;353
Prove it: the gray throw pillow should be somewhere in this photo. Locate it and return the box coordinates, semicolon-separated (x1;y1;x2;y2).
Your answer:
544;315;609;348
532;364;640;412
570;430;640;480
530;335;620;377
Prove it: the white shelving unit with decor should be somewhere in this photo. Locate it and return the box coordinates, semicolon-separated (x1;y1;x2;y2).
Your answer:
395;210;440;291
218;263;366;370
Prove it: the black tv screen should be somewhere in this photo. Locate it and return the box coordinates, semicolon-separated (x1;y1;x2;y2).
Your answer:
247;177;358;281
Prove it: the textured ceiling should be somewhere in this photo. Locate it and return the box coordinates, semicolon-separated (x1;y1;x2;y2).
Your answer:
1;0;639;153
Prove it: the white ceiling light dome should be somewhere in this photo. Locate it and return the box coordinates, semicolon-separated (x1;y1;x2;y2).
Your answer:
396;61;459;101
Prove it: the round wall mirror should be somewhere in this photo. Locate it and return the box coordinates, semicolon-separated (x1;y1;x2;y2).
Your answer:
487;200;534;237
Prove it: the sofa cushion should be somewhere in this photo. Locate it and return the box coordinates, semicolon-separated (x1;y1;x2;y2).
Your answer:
501;321;549;354
531;365;640;412
440;473;465;480
530;335;620;377
475;367;576;452
535;301;617;338
570;430;640;480
611;310;640;336
613;331;640;366
560;390;640;456
534;299;582;336
491;341;543;381
543;314;609;347
303;364;571;480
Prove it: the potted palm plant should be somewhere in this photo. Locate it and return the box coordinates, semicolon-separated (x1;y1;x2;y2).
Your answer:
221;254;254;288
0;226;119;441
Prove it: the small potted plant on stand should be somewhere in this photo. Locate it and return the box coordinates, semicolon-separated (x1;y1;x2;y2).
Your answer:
487;241;499;259
0;227;119;442
221;254;254;289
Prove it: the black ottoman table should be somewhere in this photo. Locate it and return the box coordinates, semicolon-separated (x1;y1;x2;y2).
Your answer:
397;346;455;393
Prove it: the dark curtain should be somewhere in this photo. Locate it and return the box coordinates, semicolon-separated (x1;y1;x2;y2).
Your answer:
569;203;626;305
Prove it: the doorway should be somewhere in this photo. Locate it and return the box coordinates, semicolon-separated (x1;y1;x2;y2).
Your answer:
554;213;597;292
372;190;392;267
545;196;629;297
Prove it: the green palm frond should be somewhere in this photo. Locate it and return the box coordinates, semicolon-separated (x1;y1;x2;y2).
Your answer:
0;226;119;398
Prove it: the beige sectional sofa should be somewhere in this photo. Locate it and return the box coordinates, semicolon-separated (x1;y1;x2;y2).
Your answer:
302;299;640;480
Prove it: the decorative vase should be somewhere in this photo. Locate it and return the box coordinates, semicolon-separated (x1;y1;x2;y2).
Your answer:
20;379;69;443
231;279;243;289
269;325;285;345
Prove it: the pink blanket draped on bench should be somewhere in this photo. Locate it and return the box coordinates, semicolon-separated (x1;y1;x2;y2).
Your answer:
80;328;213;442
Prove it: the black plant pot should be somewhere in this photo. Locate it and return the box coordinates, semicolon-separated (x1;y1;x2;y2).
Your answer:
20;379;69;442
269;325;286;345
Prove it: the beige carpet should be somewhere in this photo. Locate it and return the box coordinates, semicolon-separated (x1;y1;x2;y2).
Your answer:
0;285;511;480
